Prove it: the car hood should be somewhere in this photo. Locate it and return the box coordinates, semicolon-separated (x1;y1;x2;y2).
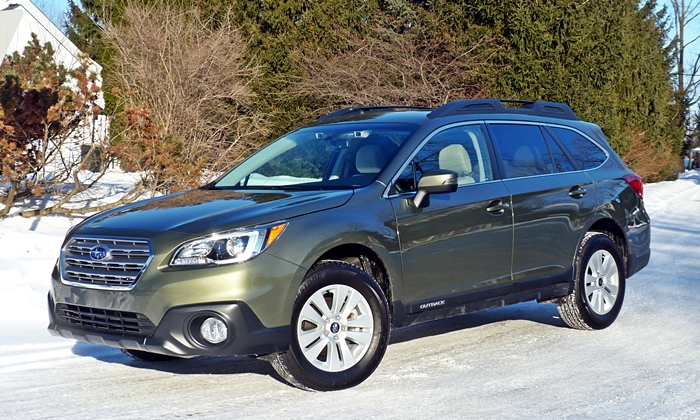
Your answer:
74;189;354;238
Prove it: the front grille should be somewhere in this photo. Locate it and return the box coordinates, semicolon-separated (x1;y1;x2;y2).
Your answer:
61;237;152;290
56;304;156;337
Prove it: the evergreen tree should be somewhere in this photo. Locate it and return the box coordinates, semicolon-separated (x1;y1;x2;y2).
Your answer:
65;0;683;180
226;0;383;135
65;0;128;114
426;0;682;180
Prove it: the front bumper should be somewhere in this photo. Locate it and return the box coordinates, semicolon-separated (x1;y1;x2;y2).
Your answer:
50;248;305;329
48;294;290;357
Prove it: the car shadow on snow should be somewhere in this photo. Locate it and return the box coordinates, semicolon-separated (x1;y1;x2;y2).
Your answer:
70;342;282;382
69;301;565;384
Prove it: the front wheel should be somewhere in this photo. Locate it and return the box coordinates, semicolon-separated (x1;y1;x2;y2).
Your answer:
557;232;626;330
271;261;390;391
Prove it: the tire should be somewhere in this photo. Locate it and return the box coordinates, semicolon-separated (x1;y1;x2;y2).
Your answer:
121;349;179;362
557;232;626;330
270;261;390;391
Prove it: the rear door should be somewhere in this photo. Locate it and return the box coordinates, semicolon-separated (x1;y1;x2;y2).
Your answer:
487;123;597;285
389;124;513;309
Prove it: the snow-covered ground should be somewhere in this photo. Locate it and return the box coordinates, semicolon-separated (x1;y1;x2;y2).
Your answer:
1;171;699;419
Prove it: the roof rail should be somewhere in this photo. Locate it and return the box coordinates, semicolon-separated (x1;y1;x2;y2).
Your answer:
315;106;433;123
427;99;578;121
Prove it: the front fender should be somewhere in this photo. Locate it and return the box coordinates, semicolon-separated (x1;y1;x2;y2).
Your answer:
265;187;402;323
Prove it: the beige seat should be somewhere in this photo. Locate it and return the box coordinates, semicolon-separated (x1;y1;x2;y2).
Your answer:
439;144;475;185
513;146;537;177
355;145;385;174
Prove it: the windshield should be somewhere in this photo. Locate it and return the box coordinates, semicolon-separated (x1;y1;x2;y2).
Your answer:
215;123;417;190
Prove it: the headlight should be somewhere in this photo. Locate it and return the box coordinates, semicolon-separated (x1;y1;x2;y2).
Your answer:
170;221;287;266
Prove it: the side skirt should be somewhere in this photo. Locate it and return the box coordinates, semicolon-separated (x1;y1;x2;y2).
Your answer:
391;269;573;328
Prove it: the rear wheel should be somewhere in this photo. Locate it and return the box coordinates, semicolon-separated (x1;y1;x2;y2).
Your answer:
271;261;390;391
557;232;626;330
121;349;179;362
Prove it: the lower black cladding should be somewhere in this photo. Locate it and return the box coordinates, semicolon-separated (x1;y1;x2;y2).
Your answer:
48;295;290;358
56;303;156;337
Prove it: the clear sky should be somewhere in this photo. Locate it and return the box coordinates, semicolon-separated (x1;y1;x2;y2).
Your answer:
55;0;69;12
33;0;70;28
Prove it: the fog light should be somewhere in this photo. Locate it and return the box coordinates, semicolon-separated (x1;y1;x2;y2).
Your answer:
200;317;228;344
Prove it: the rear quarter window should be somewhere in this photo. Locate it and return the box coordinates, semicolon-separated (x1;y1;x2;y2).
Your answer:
543;129;576;172
551;127;607;170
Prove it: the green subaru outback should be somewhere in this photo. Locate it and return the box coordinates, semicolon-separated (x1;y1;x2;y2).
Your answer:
48;99;650;391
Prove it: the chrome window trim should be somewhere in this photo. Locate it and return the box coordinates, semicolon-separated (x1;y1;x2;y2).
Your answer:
495;169;589;182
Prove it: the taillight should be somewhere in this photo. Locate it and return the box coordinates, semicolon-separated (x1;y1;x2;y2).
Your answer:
623;174;643;199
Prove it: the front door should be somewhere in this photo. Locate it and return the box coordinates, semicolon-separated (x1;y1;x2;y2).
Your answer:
389;124;514;311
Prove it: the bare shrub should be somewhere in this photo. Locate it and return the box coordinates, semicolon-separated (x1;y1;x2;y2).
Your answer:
103;1;266;182
622;128;680;182
110;97;201;196
289;15;499;116
1;34;115;218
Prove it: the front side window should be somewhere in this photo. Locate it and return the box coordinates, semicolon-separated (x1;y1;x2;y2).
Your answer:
489;124;554;179
551;127;607;170
215;123;417;190
394;125;493;193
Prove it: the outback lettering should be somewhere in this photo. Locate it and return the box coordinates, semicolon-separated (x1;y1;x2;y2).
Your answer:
419;300;446;310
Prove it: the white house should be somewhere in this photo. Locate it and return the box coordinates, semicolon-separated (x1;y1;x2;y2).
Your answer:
0;0;105;109
1;0;109;169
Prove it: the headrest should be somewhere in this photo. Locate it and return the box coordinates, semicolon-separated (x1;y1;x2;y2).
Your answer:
356;145;385;174
439;144;472;174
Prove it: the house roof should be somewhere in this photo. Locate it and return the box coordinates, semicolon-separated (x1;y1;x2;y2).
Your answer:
1;0;95;68
1;0;104;108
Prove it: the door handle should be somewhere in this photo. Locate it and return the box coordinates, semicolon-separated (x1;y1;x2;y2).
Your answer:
568;186;587;198
486;200;510;215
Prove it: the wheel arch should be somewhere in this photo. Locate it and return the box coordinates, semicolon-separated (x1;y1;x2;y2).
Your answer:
311;244;394;320
586;218;629;277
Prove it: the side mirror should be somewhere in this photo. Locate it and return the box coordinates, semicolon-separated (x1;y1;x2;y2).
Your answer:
410;170;458;208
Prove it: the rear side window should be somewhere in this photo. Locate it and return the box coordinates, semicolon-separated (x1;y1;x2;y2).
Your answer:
551;127;607;170
489;124;554;178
